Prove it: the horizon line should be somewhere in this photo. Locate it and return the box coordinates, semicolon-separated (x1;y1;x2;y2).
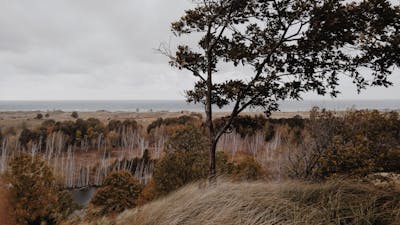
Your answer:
1;98;400;102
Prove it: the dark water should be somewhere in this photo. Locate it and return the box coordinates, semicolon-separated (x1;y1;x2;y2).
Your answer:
69;187;97;206
0;99;399;112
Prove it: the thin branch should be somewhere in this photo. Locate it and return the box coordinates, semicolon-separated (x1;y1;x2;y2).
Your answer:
157;42;207;82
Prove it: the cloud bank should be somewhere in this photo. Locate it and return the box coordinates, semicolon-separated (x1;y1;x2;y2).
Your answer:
0;0;398;100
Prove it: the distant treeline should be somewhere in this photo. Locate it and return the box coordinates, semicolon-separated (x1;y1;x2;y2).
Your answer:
17;118;139;150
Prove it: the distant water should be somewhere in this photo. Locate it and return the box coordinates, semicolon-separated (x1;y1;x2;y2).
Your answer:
0;100;399;112
69;187;97;206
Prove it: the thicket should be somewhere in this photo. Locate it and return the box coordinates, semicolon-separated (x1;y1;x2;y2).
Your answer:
152;125;266;197
214;115;304;141
3;153;78;225
211;110;400;181
286;108;400;180
147;115;200;134
17;118;139;151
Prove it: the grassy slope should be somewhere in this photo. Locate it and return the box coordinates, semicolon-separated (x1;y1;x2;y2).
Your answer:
66;180;400;225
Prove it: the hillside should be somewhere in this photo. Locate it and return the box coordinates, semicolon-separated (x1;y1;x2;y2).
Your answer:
64;180;400;225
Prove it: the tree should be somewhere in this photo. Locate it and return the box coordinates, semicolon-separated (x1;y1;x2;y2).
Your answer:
164;0;400;179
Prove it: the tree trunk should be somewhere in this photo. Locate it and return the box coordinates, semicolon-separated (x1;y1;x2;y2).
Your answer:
209;140;217;180
205;33;216;182
206;69;216;182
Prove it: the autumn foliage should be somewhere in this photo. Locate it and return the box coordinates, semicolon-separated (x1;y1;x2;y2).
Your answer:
3;153;78;225
0;180;15;225
285;109;400;180
91;170;143;215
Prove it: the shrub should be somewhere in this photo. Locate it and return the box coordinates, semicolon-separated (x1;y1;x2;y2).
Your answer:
286;108;400;180
214;115;267;138
153;150;208;196
91;171;143;215
0;180;15;225
137;180;157;206
4;153;75;225
231;156;266;181
18;128;35;149
52;191;80;223
35;113;43;120
153;125;232;196
71;111;79;119
147;115;199;133
41;119;56;128
165;125;207;153
153;125;209;197
106;131;120;147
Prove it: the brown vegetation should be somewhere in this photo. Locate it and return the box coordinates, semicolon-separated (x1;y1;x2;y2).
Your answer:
285;108;400;180
64;179;400;225
3;153;77;225
91;170;143;215
0;179;15;225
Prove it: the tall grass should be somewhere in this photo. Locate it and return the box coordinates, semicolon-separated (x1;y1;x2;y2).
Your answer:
64;180;400;225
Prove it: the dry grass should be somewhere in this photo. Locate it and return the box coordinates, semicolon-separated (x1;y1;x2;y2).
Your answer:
64;179;400;225
0;180;15;225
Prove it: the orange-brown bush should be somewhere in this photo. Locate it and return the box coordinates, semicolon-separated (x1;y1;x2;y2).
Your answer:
3;153;78;225
0;180;15;225
137;180;157;206
91;170;143;215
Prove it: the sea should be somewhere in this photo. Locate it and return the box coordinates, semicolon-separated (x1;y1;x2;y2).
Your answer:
0;99;399;112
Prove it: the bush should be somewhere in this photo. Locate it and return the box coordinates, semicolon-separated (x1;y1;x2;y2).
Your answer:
71;111;79;119
91;171;143;215
154;125;209;197
214;115;267;138
286;108;400;180
137;180;157;206
147;115;200;134
0;180;15;225
35;113;43;120
153;150;208;196
231;156;266;181
4;153;76;225
165;125;207;153
153;125;232;196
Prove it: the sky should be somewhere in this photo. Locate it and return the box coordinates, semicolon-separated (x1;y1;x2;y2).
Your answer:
0;0;398;101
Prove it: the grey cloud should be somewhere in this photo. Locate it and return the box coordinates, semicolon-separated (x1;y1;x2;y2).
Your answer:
0;0;398;100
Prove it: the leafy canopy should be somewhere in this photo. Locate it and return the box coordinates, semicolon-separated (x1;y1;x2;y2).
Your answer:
168;0;399;115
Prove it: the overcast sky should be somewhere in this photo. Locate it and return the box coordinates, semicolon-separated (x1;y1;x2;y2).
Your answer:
0;0;398;101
